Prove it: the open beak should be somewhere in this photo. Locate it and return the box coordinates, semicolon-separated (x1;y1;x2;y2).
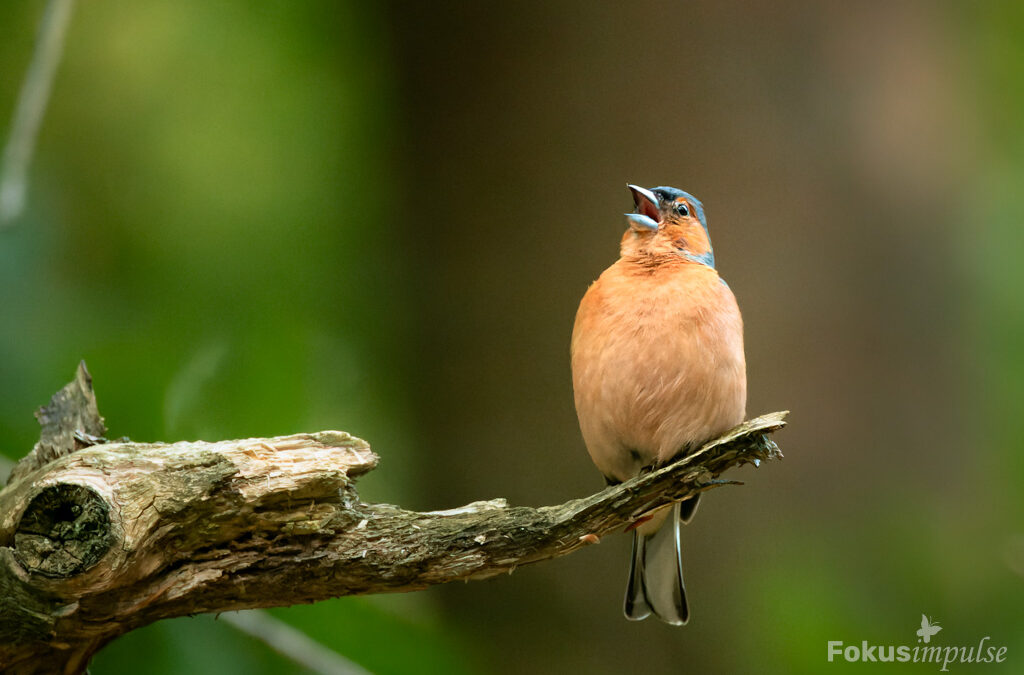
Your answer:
627;184;660;222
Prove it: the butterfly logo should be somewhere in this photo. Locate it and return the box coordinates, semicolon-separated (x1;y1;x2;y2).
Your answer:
916;615;942;643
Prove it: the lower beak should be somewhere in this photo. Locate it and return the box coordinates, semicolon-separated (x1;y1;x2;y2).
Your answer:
625;213;659;232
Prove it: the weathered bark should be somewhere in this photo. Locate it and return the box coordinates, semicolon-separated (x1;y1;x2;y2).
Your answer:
0;364;787;674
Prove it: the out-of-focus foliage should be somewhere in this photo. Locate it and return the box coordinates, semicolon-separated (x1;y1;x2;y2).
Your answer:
1;1;473;673
89;602;473;675
2;1;1023;674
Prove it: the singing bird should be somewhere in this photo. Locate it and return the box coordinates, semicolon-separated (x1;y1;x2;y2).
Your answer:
570;184;746;624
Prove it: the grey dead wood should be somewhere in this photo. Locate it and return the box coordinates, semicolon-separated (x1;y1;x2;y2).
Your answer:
0;362;787;674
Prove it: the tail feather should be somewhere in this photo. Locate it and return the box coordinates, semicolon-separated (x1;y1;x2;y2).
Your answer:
624;529;652;620
622;501;690;625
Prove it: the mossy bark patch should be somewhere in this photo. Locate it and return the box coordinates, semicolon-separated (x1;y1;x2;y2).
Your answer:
14;484;112;577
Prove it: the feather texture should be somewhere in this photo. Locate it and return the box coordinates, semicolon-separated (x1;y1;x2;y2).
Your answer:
571;254;746;482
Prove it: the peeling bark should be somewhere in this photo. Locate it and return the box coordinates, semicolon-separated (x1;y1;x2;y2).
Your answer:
0;364;787;674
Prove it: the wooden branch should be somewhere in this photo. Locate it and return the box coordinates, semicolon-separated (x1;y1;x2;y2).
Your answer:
0;364;787;674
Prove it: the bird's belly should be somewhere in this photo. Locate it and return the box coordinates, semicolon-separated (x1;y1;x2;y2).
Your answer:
572;279;746;482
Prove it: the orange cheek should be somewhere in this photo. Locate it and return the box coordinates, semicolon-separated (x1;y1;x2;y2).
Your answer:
671;223;711;255
686;224;712;256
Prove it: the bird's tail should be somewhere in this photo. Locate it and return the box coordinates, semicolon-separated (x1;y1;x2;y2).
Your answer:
623;496;699;625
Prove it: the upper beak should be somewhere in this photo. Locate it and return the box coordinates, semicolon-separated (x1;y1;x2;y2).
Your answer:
627;184;660;222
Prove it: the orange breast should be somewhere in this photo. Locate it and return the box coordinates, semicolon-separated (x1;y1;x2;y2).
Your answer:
571;259;746;482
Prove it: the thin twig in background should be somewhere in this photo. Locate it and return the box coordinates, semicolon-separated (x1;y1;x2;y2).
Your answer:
0;456;13;484
220;610;373;675
0;0;76;226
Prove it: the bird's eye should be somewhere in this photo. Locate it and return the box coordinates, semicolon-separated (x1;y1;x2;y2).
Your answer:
675;203;689;217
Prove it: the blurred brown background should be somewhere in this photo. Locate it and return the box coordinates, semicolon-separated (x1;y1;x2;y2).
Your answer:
2;1;1020;673
392;3;982;673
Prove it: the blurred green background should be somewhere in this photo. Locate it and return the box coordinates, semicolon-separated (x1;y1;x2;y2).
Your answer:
1;1;1022;673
